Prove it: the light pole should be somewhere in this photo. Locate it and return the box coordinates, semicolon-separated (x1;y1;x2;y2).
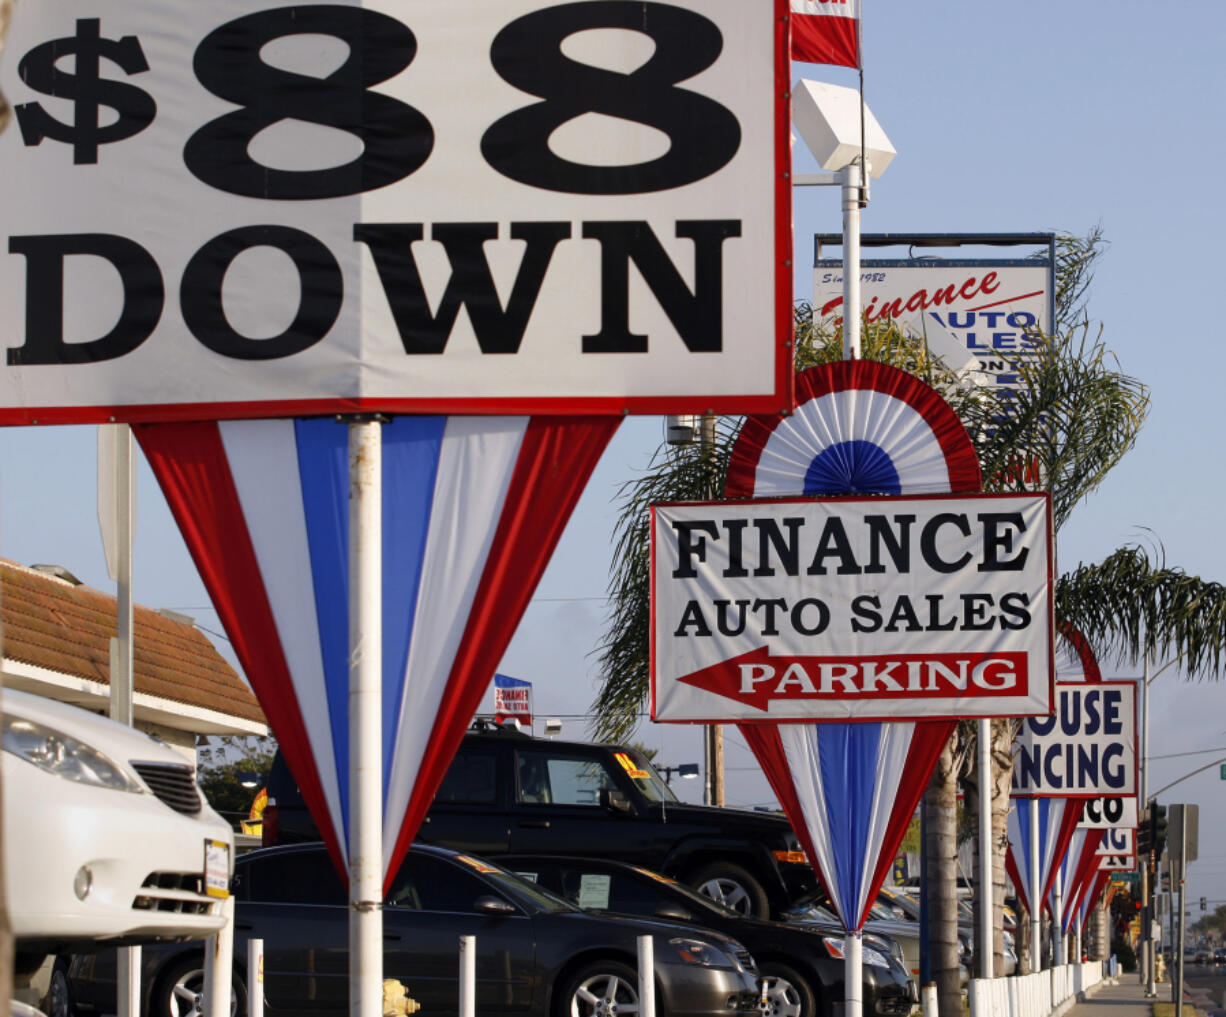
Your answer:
790;77;894;1017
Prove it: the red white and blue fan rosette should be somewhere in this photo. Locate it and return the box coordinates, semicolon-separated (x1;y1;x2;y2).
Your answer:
727;360;980;931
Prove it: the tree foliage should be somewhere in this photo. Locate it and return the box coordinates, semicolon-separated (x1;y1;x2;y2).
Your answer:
591;230;1152;741
197;735;276;822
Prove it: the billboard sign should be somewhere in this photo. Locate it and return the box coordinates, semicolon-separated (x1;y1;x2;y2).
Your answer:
1078;796;1140;829
813;238;1052;391
1012;681;1137;797
1095;827;1136;859
0;0;791;424
651;492;1054;722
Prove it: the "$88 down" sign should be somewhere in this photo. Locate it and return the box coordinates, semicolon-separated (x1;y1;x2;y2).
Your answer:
0;0;789;423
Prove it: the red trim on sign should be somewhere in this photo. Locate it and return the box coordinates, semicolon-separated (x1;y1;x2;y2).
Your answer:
1057;622;1103;683
724;360;982;499
382;416;620;892
134;422;347;880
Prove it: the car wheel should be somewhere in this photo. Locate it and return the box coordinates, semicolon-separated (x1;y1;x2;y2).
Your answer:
555;959;645;1017
46;958;74;1017
688;862;770;918
756;962;816;1017
152;956;247;1017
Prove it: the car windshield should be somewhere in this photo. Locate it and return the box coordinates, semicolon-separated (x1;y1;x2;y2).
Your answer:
463;857;578;914
613;752;679;803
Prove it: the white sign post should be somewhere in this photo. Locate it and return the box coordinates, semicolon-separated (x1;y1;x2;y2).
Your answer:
651;493;1054;722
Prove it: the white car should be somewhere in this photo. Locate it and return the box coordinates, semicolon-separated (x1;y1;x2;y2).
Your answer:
2;688;233;967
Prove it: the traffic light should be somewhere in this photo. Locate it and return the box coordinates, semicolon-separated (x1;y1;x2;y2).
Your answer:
1202;897;1208;911
1152;804;1169;858
1138;807;1152;856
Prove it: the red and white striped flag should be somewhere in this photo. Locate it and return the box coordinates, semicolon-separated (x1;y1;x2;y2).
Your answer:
790;0;860;68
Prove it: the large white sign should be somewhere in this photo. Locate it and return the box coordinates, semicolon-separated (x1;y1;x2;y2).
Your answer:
650;493;1054;722
813;261;1051;389
1012;682;1137;797
0;0;790;423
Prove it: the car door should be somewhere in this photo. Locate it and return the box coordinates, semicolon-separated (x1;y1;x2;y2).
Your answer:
507;746;651;859
383;851;536;1016
232;848;349;1013
419;741;513;856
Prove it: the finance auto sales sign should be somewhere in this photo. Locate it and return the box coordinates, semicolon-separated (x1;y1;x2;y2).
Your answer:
651;493;1054;722
0;0;789;423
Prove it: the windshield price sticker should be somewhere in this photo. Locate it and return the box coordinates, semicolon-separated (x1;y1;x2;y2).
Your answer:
0;0;789;422
650;492;1054;723
204;839;230;899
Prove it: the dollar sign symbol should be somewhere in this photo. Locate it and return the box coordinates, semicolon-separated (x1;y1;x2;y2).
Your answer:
15;18;156;165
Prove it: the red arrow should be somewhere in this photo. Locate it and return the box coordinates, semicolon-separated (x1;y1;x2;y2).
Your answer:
677;646;778;712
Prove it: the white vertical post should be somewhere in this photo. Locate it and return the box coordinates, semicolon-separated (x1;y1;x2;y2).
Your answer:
207;896;235;1017
247;939;264;1017
459;935;476;1017
349;420;383;1017
1029;797;1041;971
840;162;862;360
977;718;993;980
99;425;140;1017
844;931;862;1017
637;936;655;1017
1053;866;1064;968
117;946;140;1017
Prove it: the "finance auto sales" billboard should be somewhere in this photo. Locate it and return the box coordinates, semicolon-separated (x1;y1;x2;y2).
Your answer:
651;492;1054;722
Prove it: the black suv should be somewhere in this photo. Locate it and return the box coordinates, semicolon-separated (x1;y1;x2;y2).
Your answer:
264;722;816;919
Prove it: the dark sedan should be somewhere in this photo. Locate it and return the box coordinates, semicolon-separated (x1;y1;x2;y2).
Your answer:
500;855;916;1017
69;843;762;1017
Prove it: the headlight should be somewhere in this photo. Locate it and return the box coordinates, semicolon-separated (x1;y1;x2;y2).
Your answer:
3;714;142;791
822;938;892;969
667;938;737;970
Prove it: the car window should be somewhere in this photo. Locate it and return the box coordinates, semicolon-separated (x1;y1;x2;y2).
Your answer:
516;751;618;806
434;747;498;805
238;850;345;906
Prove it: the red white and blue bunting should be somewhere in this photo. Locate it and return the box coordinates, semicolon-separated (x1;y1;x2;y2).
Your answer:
137;415;618;890
727;360;979;930
1005;797;1083;917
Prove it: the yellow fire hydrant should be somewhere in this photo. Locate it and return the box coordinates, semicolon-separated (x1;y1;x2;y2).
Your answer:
383;979;422;1016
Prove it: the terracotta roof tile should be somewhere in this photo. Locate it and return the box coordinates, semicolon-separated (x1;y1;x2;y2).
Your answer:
1;560;265;725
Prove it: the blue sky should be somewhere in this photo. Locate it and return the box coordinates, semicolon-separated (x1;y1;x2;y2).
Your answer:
2;1;1224;925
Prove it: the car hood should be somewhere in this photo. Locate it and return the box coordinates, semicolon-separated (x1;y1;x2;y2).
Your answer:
649;800;792;832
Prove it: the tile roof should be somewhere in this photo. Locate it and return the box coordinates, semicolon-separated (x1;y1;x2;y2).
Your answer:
1;559;265;726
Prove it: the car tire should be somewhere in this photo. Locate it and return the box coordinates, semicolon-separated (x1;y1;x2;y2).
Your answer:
756;962;816;1017
554;958;648;1017
688;862;770;918
151;956;247;1017
46;958;74;1017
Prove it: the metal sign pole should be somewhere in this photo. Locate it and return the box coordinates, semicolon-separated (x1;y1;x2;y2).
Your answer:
1175;808;1188;1017
1029;797;1041;971
349;419;383;1017
977;718;993;979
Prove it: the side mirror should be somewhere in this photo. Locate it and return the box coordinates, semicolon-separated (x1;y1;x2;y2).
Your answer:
599;789;633;814
473;895;517;916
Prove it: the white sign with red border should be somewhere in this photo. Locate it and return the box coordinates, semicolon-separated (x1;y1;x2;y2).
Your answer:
650;492;1054;722
0;0;790;424
813;261;1050;387
1012;682;1138;797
